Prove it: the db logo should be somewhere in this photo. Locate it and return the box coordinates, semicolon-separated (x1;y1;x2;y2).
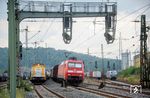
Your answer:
74;69;77;72
130;85;142;94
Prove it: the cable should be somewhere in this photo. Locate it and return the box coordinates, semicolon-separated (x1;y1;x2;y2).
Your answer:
28;30;40;41
134;6;150;36
118;3;150;21
40;0;68;42
70;18;97;46
116;5;150;41
70;28;105;51
40;18;56;41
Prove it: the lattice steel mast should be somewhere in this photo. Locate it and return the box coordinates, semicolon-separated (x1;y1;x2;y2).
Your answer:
140;15;150;88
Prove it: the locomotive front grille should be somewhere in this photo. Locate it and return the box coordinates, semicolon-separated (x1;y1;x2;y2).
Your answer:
68;76;82;80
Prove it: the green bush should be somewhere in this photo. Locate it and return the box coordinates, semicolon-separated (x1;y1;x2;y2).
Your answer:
24;82;33;91
118;66;140;78
19;79;33;91
117;66;140;84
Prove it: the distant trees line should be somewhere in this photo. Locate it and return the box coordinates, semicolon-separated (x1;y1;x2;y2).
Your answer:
0;47;121;73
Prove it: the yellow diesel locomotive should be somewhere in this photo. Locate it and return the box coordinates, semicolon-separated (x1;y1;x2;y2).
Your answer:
30;63;46;83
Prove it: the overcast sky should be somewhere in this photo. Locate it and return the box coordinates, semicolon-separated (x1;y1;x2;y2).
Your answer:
0;0;150;59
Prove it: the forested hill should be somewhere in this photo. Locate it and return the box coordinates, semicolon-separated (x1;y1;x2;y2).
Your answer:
0;48;8;72
0;47;121;72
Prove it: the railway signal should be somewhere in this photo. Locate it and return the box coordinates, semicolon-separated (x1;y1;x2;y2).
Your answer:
19;41;22;60
107;61;110;71
95;61;98;69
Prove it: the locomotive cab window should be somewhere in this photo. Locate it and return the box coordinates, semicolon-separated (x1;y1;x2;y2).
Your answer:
68;62;82;68
75;63;82;68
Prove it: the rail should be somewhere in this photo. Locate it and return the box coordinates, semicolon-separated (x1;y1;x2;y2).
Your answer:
71;86;131;98
42;85;65;98
84;82;150;95
0;82;7;90
34;85;65;98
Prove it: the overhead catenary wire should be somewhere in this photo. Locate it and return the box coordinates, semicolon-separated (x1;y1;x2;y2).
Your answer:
71;3;150;53
115;4;150;55
127;6;150;55
117;3;150;21
40;0;67;42
70;28;105;51
134;6;150;36
69;18;102;46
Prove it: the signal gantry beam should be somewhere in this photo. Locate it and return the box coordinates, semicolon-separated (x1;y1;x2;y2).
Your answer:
18;1;117;44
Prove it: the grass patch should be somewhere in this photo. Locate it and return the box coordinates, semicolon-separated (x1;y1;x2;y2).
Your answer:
0;88;26;98
117;66;140;84
0;89;9;98
0;79;33;98
20;79;33;91
16;88;25;98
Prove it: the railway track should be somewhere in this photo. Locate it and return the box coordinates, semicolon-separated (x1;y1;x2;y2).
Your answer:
105;80;130;87
84;80;150;96
84;82;129;92
34;85;65;98
106;81;150;95
71;86;131;98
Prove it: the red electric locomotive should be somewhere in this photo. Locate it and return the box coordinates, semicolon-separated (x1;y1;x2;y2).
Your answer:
54;58;85;87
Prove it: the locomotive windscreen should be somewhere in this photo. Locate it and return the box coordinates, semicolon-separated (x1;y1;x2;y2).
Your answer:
68;62;82;68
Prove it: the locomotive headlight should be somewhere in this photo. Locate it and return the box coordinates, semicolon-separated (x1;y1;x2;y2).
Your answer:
68;74;71;76
68;70;73;73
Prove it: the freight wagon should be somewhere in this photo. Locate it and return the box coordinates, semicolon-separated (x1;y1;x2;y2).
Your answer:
106;70;117;80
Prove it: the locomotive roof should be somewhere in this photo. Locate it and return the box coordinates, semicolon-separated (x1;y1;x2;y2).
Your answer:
32;63;45;66
65;59;83;63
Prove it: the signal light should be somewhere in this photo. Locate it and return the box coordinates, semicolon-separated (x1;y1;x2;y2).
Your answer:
95;61;98;69
19;41;22;60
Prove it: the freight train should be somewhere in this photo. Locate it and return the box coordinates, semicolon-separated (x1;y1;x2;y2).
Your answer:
85;71;101;79
106;70;117;80
85;70;117;80
0;71;8;82
51;58;85;87
30;63;46;83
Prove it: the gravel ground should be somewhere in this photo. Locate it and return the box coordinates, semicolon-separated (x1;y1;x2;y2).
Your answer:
35;85;59;98
25;78;150;98
25;90;39;98
44;79;106;98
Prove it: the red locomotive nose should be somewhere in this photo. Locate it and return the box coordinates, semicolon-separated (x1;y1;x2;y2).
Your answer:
54;59;85;86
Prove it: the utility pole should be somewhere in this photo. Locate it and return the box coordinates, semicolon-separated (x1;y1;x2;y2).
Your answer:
34;42;38;63
99;44;105;88
119;32;122;70
8;0;17;98
45;43;48;66
119;32;122;60
25;26;28;72
87;48;89;55
101;44;104;79
93;18;96;35
33;41;43;63
25;26;28;49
